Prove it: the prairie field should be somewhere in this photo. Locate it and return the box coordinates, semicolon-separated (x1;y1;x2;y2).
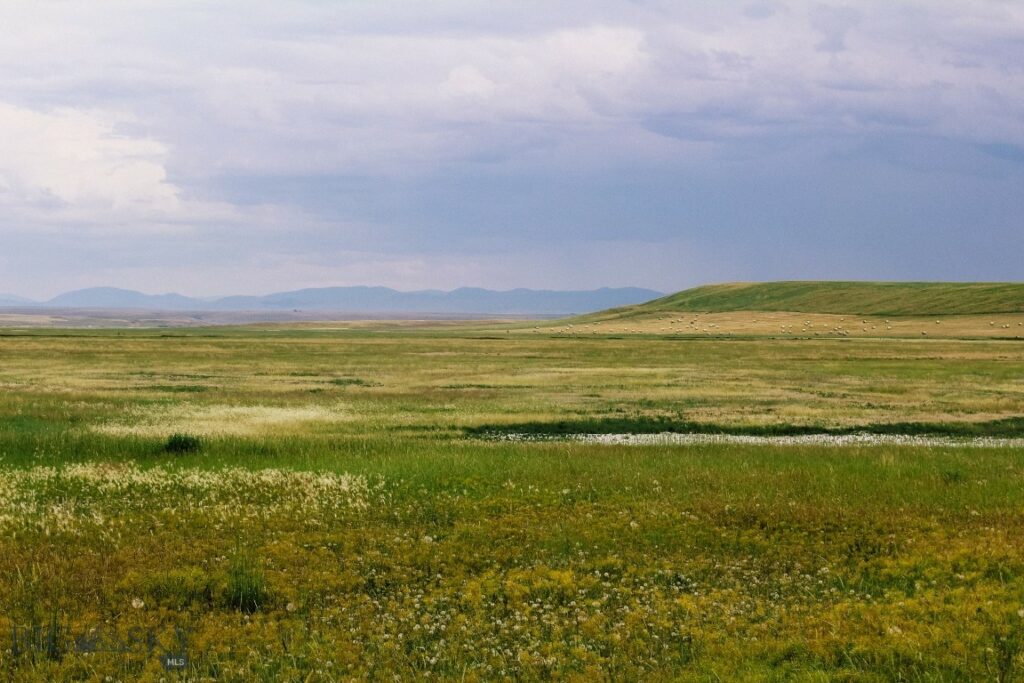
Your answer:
1;321;1024;681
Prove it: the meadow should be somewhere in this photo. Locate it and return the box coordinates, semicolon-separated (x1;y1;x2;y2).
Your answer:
1;320;1023;681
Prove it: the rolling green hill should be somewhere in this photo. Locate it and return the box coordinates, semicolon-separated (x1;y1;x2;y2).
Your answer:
605;281;1024;317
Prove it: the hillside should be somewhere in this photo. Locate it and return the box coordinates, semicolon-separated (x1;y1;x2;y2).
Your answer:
607;281;1024;317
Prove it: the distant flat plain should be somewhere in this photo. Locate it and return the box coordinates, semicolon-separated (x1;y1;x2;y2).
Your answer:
0;306;550;328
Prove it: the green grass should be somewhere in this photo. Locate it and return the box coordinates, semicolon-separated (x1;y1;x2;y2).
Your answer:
0;323;1022;680
223;552;270;613
605;280;1024;316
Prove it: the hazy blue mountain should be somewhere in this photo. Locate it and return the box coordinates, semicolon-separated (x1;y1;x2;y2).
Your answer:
45;287;200;310
0;293;36;306
30;286;662;315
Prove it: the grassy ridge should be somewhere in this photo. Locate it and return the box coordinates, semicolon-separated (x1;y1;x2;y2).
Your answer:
611;281;1024;316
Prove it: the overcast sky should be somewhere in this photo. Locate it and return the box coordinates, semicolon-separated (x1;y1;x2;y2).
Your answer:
1;1;1022;297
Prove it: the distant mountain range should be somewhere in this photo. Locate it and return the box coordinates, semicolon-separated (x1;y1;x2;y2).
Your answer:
0;293;34;306
0;286;663;315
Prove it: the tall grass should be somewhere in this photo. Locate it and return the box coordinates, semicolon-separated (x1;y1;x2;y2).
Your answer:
223;551;270;613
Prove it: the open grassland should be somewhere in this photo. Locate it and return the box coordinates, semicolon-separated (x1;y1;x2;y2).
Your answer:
545;310;1024;339
1;324;1023;680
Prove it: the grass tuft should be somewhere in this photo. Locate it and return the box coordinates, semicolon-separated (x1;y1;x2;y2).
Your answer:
143;568;215;609
223;552;270;613
326;377;373;387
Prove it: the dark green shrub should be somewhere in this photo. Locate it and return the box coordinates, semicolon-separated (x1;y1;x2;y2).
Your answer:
164;433;202;453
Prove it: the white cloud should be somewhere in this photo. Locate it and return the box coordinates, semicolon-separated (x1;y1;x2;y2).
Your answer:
441;65;497;99
0;101;303;237
0;103;178;213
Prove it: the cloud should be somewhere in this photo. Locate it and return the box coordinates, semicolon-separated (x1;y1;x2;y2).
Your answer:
0;101;304;238
809;5;861;53
0;103;178;215
441;65;498;99
3;3;1020;175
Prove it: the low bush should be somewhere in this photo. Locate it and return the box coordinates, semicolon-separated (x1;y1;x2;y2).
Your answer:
164;433;202;453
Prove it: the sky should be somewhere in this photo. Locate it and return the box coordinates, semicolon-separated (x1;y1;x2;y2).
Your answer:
0;1;1022;298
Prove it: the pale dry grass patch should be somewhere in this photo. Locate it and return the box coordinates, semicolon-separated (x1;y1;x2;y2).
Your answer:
92;402;351;436
557;311;1024;339
0;314;64;325
0;462;376;536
